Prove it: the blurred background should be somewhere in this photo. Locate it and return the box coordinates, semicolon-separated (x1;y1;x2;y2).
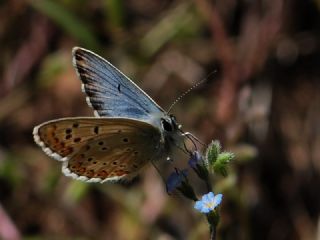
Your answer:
0;0;319;239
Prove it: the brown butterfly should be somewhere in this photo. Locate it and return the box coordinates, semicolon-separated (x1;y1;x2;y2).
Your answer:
33;47;185;183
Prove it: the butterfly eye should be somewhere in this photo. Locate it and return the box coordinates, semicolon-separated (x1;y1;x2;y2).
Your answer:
161;118;173;132
167;114;181;130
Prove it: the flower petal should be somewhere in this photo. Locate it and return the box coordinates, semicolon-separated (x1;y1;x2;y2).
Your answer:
188;151;202;168
203;192;214;204
213;194;223;208
166;169;188;193
201;206;210;213
194;201;203;211
194;192;223;213
207;192;215;200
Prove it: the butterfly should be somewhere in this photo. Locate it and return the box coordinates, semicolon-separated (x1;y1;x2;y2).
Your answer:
33;47;186;183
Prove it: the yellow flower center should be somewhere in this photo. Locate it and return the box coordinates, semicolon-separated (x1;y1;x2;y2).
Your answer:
205;202;214;209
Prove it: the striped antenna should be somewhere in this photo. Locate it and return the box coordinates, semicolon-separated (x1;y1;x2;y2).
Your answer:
167;70;217;113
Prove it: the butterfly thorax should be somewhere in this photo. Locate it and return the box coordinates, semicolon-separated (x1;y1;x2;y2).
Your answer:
155;114;184;159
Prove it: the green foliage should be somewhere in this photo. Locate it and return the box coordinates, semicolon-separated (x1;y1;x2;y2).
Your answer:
213;152;234;177
37;52;69;88
63;181;90;203
204;140;234;177
103;0;124;27
30;0;100;50
140;2;201;57
205;140;221;166
0;154;23;186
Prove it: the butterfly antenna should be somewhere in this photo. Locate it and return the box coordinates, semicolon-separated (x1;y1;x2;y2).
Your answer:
167;70;217;114
178;128;205;154
182;131;205;147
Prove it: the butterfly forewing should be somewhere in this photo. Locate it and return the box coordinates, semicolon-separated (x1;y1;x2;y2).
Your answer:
72;47;163;119
34;118;163;182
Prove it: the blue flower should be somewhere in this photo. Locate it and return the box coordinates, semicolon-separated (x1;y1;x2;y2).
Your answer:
166;169;188;194
166;168;197;201
194;192;223;213
188;151;209;181
188;151;202;168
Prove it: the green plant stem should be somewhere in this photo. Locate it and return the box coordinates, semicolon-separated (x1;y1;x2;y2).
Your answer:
210;224;216;240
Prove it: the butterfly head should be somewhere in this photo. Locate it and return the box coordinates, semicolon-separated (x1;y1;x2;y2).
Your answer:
159;114;185;155
161;114;181;132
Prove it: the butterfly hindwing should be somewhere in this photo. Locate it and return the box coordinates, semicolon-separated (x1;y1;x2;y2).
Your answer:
72;47;163;119
63;134;160;182
33;117;163;182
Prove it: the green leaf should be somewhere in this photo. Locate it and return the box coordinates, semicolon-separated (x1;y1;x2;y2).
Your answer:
213;152;234;177
63;181;89;203
103;0;124;27
205;140;221;166
30;0;100;50
140;2;200;57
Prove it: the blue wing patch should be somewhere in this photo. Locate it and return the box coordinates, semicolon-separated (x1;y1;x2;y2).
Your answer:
72;47;163;120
